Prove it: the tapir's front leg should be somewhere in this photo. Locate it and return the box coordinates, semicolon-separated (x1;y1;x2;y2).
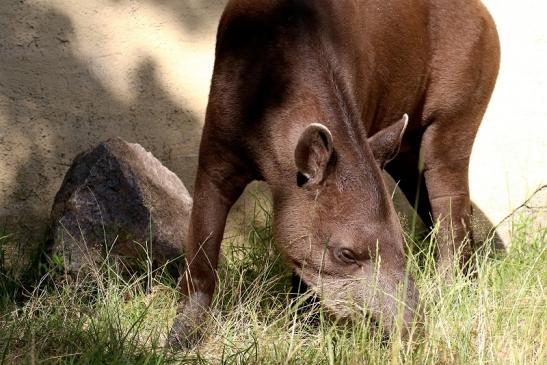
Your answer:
168;159;250;349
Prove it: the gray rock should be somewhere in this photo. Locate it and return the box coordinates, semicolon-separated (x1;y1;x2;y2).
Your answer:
51;138;192;273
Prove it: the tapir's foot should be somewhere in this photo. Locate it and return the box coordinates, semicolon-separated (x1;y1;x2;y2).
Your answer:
437;247;475;282
435;219;476;280
167;313;203;350
166;294;209;350
436;255;457;282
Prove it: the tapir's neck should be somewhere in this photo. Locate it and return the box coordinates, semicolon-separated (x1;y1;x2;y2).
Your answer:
208;0;400;185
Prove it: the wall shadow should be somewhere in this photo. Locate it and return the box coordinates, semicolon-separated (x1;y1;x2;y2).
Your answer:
0;2;207;269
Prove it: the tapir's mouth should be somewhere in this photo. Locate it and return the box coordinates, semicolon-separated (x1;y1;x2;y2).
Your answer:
290;262;421;339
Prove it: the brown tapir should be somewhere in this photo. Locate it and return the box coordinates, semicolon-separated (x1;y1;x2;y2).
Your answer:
168;0;500;347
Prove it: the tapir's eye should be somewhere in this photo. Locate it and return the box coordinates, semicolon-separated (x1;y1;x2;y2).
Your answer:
296;172;309;187
334;247;358;265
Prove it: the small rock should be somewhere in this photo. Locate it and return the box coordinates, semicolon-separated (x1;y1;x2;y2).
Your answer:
51;137;192;273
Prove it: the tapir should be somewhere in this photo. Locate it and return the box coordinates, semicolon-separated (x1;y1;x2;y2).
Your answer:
168;0;500;347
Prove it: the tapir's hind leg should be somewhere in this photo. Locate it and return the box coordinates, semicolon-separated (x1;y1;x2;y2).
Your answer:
168;150;252;348
421;0;500;275
420;117;481;275
421;66;499;276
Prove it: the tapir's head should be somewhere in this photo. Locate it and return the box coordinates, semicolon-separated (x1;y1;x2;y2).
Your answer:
273;114;420;338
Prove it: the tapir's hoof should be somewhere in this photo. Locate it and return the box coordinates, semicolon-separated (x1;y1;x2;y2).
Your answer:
166;296;209;350
166;313;204;350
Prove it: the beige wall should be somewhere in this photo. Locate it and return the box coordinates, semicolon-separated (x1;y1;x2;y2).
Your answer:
1;0;545;243
0;0;225;238
471;0;547;240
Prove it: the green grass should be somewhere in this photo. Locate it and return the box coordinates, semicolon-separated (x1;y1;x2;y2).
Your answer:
0;206;545;364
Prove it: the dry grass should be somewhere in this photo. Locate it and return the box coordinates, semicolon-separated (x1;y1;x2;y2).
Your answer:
0;204;545;364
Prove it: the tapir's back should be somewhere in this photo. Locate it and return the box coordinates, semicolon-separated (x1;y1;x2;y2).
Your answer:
315;0;498;131
213;0;497;134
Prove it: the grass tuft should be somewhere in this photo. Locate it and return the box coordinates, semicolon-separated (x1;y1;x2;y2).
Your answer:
0;204;545;364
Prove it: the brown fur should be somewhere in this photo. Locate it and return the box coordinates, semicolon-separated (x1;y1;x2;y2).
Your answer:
168;0;500;347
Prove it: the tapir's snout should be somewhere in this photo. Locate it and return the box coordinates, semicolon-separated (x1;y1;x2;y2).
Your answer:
295;262;422;339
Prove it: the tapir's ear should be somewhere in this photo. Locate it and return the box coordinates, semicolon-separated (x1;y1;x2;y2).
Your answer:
295;123;334;186
368;114;408;168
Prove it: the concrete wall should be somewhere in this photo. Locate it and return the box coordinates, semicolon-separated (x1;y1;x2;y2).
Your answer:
470;0;547;240
1;0;545;244
0;0;225;239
